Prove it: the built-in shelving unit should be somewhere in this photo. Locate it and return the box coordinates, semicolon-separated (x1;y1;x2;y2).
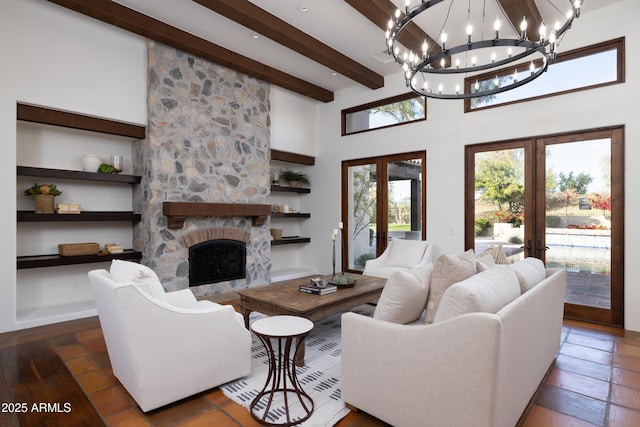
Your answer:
269;149;315;281
15;102;146;327
270;149;313;247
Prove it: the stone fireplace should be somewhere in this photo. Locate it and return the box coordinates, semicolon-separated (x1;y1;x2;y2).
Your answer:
132;40;271;297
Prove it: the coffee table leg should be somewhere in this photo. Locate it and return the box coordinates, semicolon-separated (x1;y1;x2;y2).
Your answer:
243;310;251;329
294;336;306;367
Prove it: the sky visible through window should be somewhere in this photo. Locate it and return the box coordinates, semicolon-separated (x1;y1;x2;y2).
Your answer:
474;49;618;107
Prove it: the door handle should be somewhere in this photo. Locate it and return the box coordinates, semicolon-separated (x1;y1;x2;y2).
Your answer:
536;240;550;258
520;239;532;257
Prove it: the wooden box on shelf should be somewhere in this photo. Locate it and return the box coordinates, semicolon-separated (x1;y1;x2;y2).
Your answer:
58;242;100;256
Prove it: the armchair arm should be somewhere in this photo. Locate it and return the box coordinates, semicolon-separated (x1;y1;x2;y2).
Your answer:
341;312;501;427
363;243;392;272
164;288;198;307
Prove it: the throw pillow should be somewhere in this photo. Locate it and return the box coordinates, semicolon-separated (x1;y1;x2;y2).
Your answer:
510;257;546;293
110;260;168;301
384;239;429;268
433;266;521;323
478;245;510;265
424;249;477;324
411;262;434;287
373;269;430;324
475;253;496;272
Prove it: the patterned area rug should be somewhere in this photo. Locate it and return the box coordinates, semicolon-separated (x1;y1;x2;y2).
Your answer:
222;304;375;426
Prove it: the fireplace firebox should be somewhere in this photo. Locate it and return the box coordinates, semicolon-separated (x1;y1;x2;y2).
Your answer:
189;239;246;286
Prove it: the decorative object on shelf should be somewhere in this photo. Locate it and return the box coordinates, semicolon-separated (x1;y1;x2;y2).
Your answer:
272;204;298;213
100;243;124;255
270;228;283;240
386;0;582;99
81;154;103;172
98;163;117;174
57;203;81;214
24;183;62;214
58;242;100;256
110;154;123;173
279;169;310;188
270;169;280;185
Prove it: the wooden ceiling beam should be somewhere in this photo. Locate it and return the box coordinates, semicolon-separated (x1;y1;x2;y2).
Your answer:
344;0;442;57
192;0;383;90
46;0;334;102
497;0;543;39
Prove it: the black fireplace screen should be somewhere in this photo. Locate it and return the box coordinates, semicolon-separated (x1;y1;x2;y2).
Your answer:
189;239;246;286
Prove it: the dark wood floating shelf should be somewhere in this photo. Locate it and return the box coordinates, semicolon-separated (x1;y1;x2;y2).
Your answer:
17;249;142;269
17;211;141;223
271;212;311;219
271;149;315;165
271;184;311;194
271;237;311;246
17;166;141;184
163;202;271;229
17;103;146;139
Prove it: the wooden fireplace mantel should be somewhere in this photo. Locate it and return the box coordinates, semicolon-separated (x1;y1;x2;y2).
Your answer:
163;202;271;229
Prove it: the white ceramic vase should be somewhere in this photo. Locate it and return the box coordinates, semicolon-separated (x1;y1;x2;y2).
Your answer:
82;154;102;172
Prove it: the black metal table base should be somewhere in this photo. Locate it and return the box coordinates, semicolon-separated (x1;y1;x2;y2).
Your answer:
250;331;314;426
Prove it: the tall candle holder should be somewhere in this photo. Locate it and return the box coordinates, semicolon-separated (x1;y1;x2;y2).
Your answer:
331;228;338;279
338;221;344;274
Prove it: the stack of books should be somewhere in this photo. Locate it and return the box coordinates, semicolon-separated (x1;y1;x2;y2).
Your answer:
299;282;337;295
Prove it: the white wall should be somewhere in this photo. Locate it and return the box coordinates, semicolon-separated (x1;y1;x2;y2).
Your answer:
270;87;319;156
2;0;638;332
306;0;640;331
0;0;147;332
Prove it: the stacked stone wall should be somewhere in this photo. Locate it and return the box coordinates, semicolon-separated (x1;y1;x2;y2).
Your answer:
133;40;271;296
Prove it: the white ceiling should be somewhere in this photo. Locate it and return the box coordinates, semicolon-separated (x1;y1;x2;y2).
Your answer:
111;0;623;94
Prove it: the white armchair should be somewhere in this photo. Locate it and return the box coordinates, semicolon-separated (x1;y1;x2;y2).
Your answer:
88;260;251;412
363;239;433;279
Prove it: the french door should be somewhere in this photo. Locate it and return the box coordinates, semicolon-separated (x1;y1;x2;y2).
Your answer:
465;127;624;327
341;151;426;272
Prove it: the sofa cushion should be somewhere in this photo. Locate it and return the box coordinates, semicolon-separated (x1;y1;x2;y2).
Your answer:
510;257;546;293
373;267;432;324
110;260;168;301
425;249;476;324
432;266;521;323
385;239;428;268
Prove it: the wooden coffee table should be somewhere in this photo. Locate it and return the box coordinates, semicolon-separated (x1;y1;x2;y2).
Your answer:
238;274;385;364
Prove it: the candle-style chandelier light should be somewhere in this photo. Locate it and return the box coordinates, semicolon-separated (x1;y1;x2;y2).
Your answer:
386;0;583;99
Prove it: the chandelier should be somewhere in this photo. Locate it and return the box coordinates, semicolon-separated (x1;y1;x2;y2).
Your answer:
386;0;583;99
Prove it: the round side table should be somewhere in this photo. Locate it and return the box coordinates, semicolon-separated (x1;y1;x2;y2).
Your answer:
250;315;314;426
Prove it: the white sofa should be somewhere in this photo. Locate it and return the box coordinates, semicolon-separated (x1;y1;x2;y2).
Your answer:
88;260;252;412
342;260;566;427
363;239;433;279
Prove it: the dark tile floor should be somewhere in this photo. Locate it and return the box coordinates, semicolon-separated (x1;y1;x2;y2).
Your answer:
3;310;640;426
